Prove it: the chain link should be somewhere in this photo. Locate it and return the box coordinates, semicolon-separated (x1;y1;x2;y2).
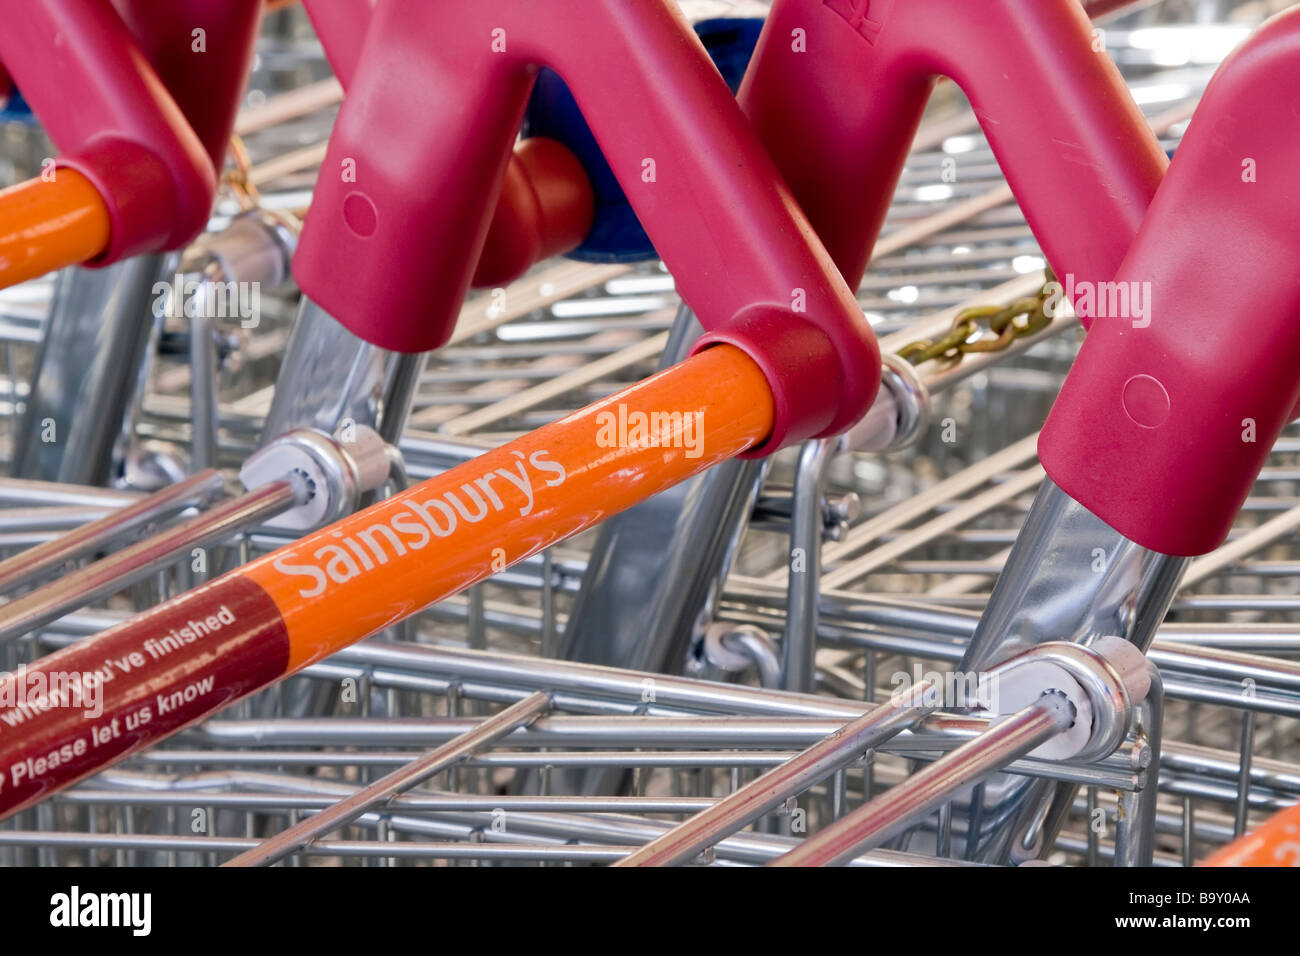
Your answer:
223;134;262;212
896;267;1057;368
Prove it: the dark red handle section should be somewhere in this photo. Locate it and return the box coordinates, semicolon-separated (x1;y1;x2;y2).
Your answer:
1040;7;1300;556
471;137;595;289
113;0;262;172
295;0;880;452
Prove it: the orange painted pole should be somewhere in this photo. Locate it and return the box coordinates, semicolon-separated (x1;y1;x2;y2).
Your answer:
1202;802;1300;867
0;344;774;817
0;170;111;289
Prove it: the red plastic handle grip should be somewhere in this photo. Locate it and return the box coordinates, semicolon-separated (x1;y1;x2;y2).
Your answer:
294;0;879;451
113;0;262;172
740;0;1166;316
301;0;377;86
0;0;259;262
303;0;594;290
471;137;595;289
1040;7;1300;557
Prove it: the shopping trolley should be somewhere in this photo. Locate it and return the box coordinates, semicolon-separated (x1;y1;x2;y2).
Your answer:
0;0;1296;868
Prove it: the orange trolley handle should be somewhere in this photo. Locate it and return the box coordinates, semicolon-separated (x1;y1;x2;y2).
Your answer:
1203;801;1300;867
0;345;774;819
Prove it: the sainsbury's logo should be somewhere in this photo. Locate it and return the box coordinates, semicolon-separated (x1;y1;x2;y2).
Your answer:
271;450;565;598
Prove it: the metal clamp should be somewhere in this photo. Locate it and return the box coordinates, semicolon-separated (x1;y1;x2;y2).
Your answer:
982;637;1150;763
239;425;392;531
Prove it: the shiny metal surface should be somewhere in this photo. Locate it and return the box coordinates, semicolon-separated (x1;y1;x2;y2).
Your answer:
771;695;1074;867
260;297;413;445
0;478;303;646
782;438;837;693
615;682;936;866
961;479;1190;669
13;254;172;484
0;468;224;597
0;0;1293;868
227;692;552;867
949;479;1188;863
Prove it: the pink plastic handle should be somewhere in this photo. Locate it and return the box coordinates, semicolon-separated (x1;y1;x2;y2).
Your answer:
113;0;262;172
303;0;594;291
302;0;376;87
740;0;1167;319
1040;7;1300;557
0;0;260;262
294;0;880;452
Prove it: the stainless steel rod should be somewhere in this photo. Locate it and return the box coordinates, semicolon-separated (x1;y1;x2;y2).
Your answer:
769;696;1073;867
189;314;220;473
0;478;141;509
225;691;551;867
782;438;835;693
192;711;1139;789
0;830;634;862
0;469;224;597
65;790;716;814
69;770;983;867
614;682;936;867
0;478;303;645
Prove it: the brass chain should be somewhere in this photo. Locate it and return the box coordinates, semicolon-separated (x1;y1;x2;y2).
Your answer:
223;133;262;211
896;266;1057;367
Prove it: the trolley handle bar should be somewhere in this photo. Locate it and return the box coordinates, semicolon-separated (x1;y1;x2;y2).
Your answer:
0;345;773;820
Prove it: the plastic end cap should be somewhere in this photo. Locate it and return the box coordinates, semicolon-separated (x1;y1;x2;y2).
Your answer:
59;137;180;264
690;305;841;456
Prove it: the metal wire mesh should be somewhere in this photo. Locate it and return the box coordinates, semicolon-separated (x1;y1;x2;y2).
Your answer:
0;0;1295;866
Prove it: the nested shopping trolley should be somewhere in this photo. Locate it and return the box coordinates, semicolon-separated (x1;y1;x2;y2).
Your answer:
0;0;1297;866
